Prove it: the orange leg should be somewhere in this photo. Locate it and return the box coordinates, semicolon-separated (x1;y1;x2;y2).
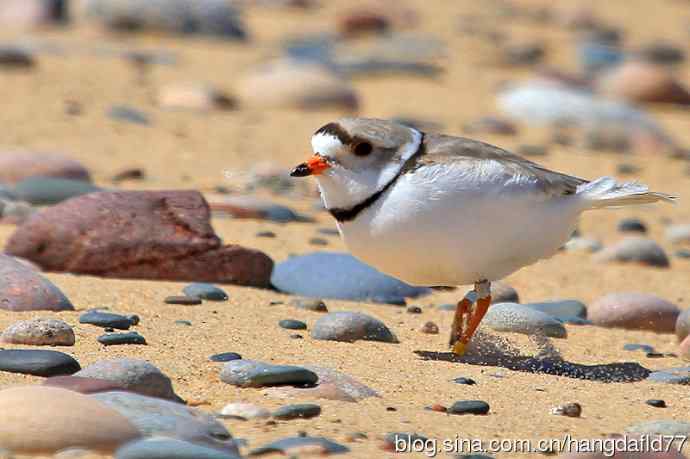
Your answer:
451;281;492;356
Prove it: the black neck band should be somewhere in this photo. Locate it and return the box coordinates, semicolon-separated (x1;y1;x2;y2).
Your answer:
328;132;426;223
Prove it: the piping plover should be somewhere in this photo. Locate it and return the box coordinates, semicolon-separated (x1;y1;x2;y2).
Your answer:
290;117;675;355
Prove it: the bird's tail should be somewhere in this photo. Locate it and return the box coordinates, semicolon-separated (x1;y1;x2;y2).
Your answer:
579;176;676;209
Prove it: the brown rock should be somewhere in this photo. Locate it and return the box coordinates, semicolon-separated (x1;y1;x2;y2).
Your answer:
0;152;91;184
589;293;680;333
0;386;140;454
597;61;690;105
0;254;74;311
338;11;390;38
5;190;273;286
42;375;128;394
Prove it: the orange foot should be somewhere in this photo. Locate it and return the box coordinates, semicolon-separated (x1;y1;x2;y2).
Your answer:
450;281;492;356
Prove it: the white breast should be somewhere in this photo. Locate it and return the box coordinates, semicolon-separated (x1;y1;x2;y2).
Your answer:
336;161;585;286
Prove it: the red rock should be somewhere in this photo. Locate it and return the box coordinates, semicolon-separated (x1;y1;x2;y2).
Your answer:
588;293;680;333
338;11;390;38
0;254;74;311
0;152;91;184
42;376;128;394
5;190;273;287
597;61;690;105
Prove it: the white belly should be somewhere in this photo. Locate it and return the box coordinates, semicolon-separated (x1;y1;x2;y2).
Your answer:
336;165;585;286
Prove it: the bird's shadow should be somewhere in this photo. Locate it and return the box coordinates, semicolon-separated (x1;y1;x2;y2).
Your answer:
414;350;651;383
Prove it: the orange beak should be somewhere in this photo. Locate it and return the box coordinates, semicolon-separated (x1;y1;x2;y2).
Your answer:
290;155;331;177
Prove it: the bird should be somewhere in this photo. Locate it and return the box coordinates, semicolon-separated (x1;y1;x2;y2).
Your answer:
290;117;675;356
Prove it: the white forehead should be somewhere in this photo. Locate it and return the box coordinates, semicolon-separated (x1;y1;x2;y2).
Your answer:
311;133;344;158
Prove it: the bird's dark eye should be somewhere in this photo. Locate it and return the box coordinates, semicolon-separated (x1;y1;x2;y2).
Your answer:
353;141;373;157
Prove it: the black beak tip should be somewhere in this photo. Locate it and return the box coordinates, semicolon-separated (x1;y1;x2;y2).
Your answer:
290;163;311;177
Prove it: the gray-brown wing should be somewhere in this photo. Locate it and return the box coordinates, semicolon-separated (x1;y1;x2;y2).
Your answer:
411;134;588;196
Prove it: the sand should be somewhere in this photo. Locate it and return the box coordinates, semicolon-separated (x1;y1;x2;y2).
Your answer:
1;0;690;458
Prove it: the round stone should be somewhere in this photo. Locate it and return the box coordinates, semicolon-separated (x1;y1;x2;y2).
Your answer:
80;310;133;330
182;283;228;301
592;237;670;268
2;318;75;346
98;332;147;346
311;311;398;343
165;295;202;305
675;308;690;341
279;319;307;330
220;402;270;420
220;360;318;388
482;303;567;338
646;399;667;408
618;218;647;233
290;298;328;312
420;321;439;334
447;400;490;415
589;293;680;332
0;349;80;376
210;352;242;362
0;386;139;454
272;403;322;420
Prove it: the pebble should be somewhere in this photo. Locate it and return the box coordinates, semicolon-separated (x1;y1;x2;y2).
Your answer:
43;375;127;394
2;318;75;346
564;237;603;253
175;320;192;326
272;252;430;305
638;41;685;65
111;168;145;183
338;10;390;37
80;310;133;330
462;116;518;136
115;438;241;459
272;403;322;420
237;60;358;111
524;300;587;323
12;177;101;206
646;399;667;408
0;386;139;455
210;352;242;362
482;303;567;338
646;367;690;385
406;305;422;314
107;106;150;125
92;391;239;453
666;224;690;244
76;358;181;402
262;365;378;402
453;377;476;385
290;298;328;312
85;0;246;39
502;42;545;66
182;283;228;301
551;402;582;417
676;308;690;341
220;402;270;420
250;436;348;456
311;311;398;343
447;400;490;415
491;281;520;303
98;332;147;346
626;420;690;436
593;237;670;268
279;319;307;330
617;163;640;175
220;360;318;388
256;231;276;238
420;321;439;334
309;237;329;246
165;295;202;305
623;343;655;353
0;152;91;185
597;60;690;105
0;349;80;376
157;83;235;112
290;333;303;339
588;293;679;332
0;46;35;68
618;218;647;234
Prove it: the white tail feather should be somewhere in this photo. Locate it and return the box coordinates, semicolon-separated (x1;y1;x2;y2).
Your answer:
579;176;676;209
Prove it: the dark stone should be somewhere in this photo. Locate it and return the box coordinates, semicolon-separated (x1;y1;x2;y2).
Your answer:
452;377;476;385
13;177;101;205
618;218;647;234
0;254;74;311
210;352;242;362
0;47;35;68
0;152;91;185
80;310;133;330
272;403;321;420
290;298;328;312
250;436;348;456
624;343;655;353
175;320;192;326
406;306;422;314
256;231;276;238
165;295;202;305
107;105;150;125
271;252;431;305
182;283;228;301
447;400;490;415
220;360;318;388
279;319;307;330
98;332;147;346
646;399;667;408
5;190;273;286
0;349;80;376
308;237;329;246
